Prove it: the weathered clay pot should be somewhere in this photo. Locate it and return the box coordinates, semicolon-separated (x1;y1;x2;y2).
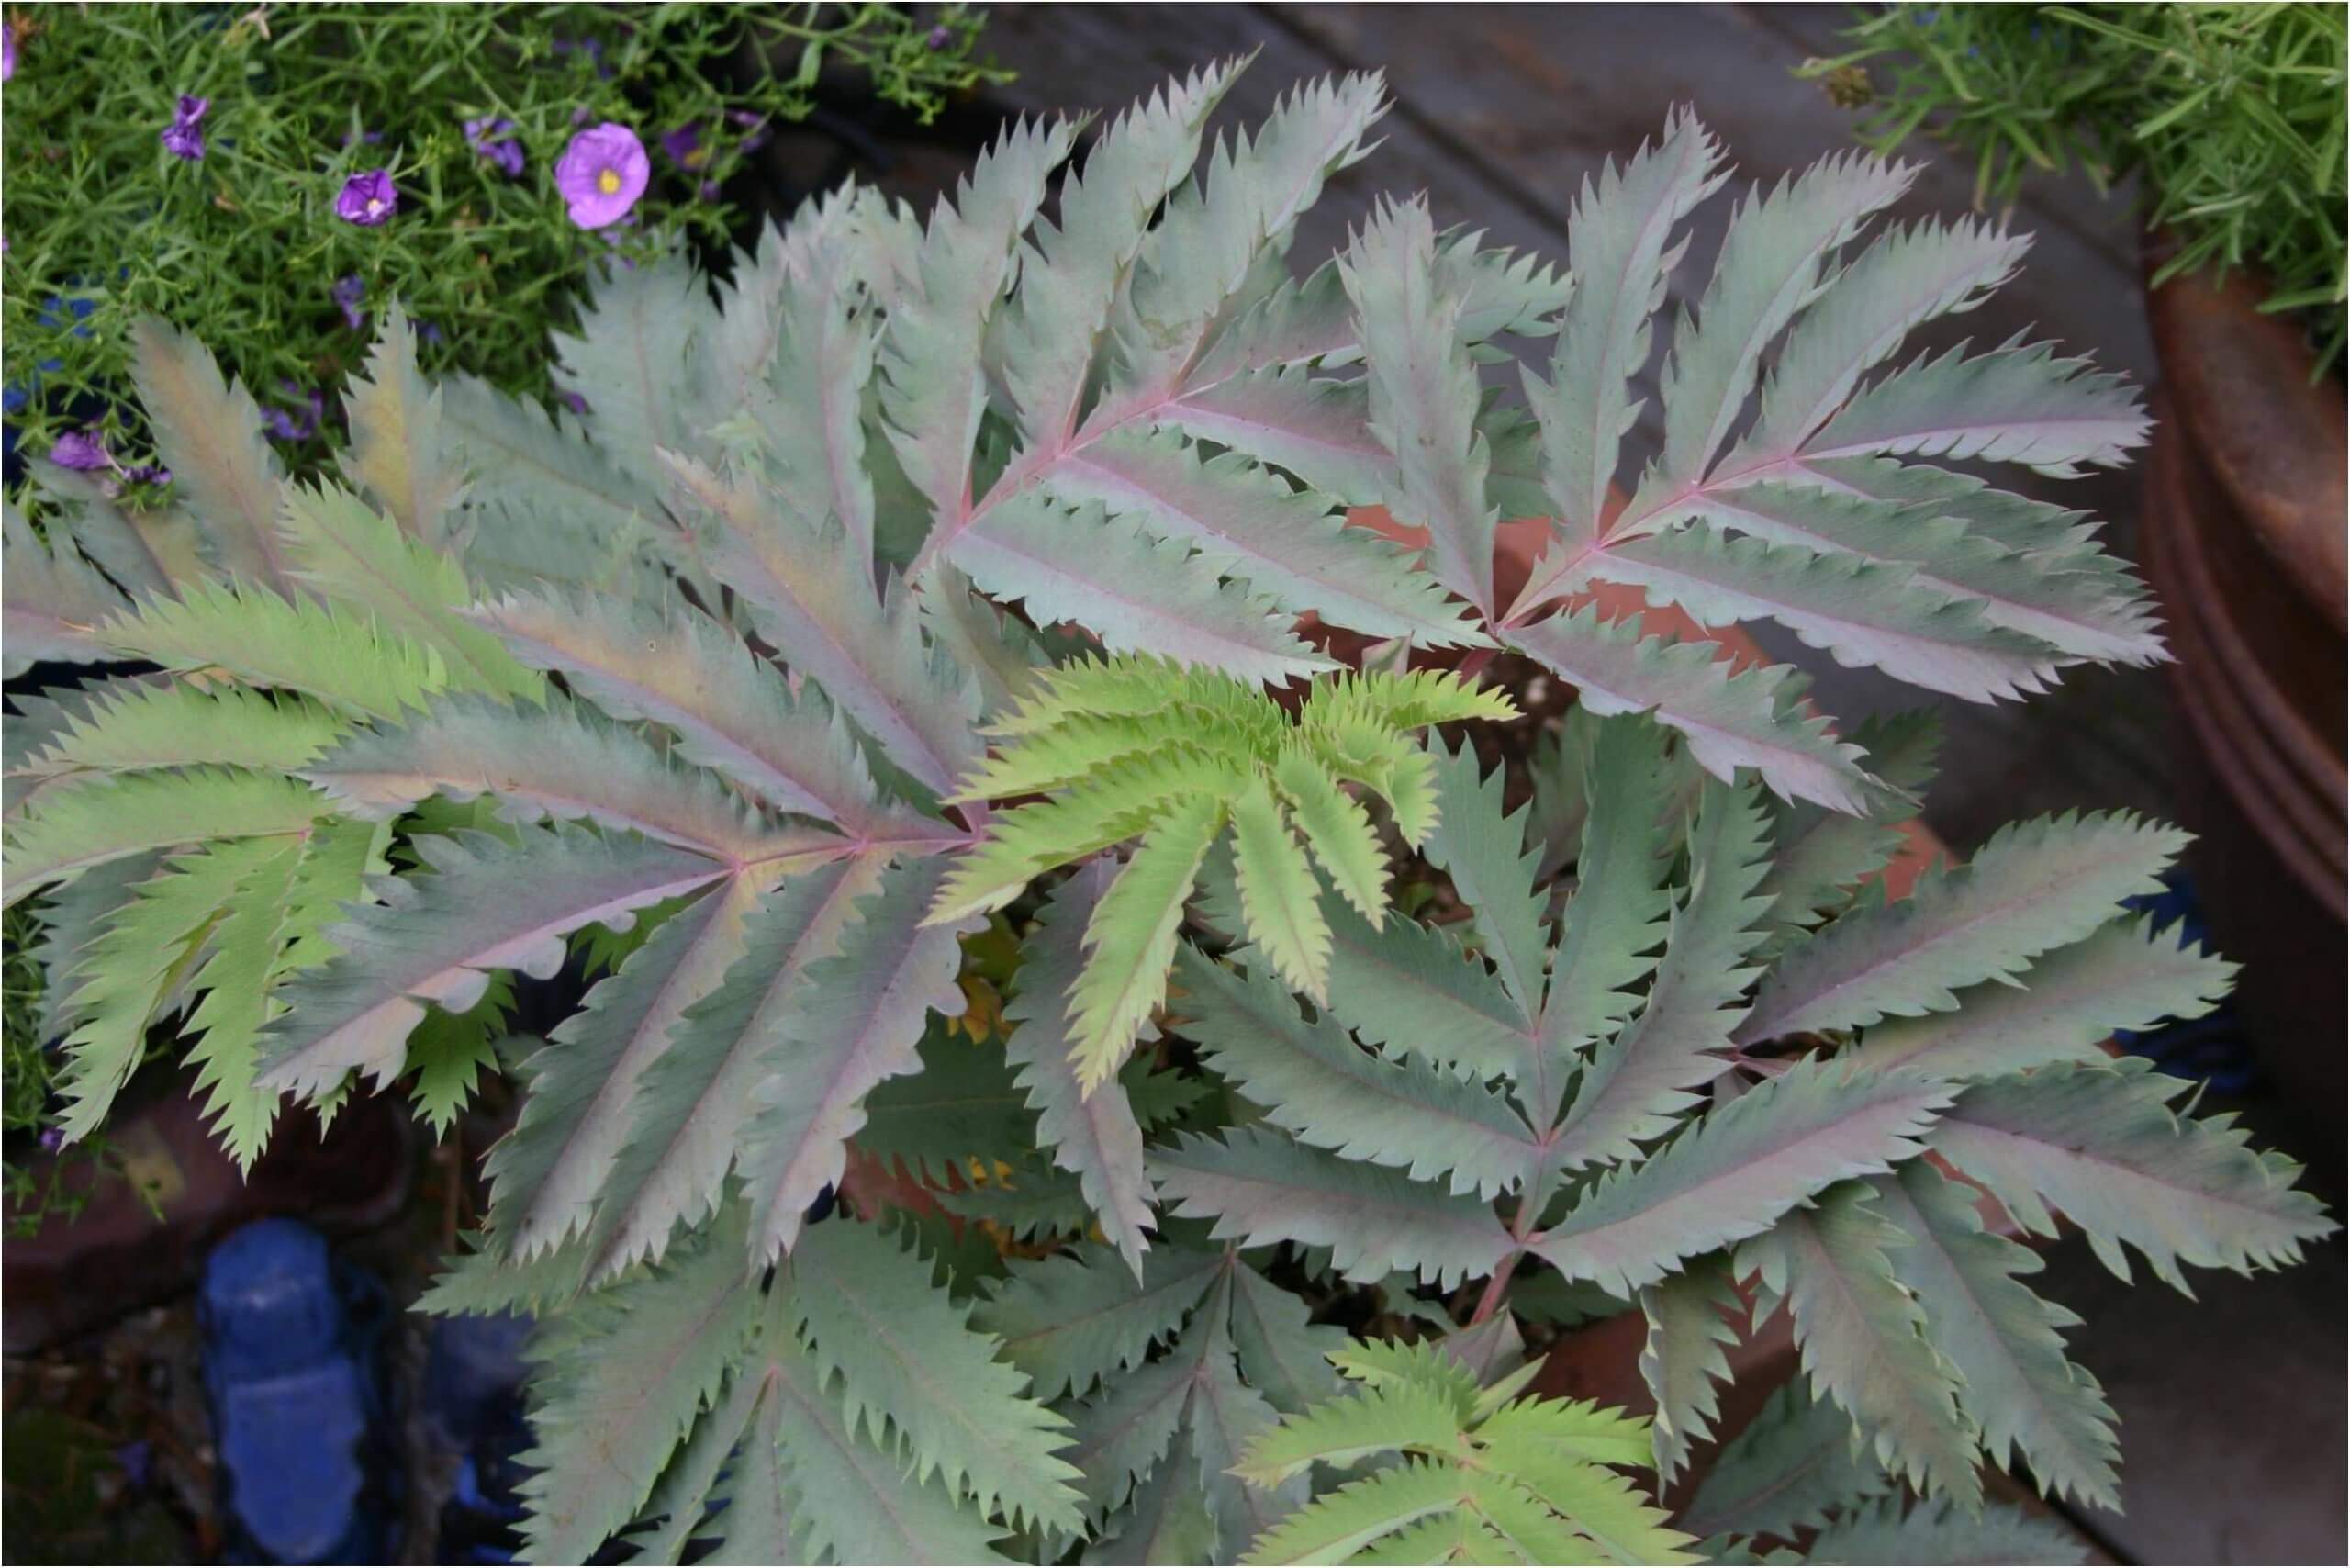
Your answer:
2139;249;2347;1115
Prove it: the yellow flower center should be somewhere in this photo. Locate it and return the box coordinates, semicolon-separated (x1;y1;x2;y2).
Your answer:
596;168;622;196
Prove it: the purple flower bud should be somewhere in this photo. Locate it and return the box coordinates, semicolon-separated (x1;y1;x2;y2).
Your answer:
161;94;209;162
927;23;952;50
699;179;721;203
335;169;398;227
47;431;110;470
660;122;708;171
341;128;385;147
38;1127;63;1153
331;274;366;330
415;319;444;347
558;390;590;418
464;116;525;178
264;382;325;443
4;29;18;84
554;122;649;230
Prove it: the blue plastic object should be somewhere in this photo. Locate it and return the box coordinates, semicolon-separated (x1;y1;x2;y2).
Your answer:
420;1312;533;1563
198;1218;399;1564
2114;872;2261;1093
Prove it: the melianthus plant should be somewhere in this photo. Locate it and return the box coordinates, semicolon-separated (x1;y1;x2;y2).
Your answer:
1;61;2332;1564
0;0;1002;486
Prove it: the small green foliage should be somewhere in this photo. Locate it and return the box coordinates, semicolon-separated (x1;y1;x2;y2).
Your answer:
1804;3;2347;364
1237;1345;1695;1564
2;3;1005;482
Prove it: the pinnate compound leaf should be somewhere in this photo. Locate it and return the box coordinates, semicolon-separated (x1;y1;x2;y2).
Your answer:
1551;776;1773;1171
256;823;728;1099
304;693;803;864
95;577;454;721
2;506;133;673
1534;108;1727;542
947;492;1335;684
1930;1058;2337;1293
1229;776;1333;1002
129;317;294;588
1738;811;2189;1042
665;452;981;797
1343;196;1504;615
1234;1378;1466;1484
1644;151;1918;495
1868;1162;2121;1510
48;841;280;1140
1801;1497;2089;1567
28;680;347;780
1531;1058;1951;1296
1069;793;1226;1090
1590;522;2064;703
1151;1126;1513;1288
1736;1181;1981;1507
471;589;894;835
1172;945;1540;1201
1638;1256;1741;1484
1243;1458;1471;1565
515;1204;762;1566
1421;739;1550;1021
1675;1382;1889;1542
972;1243;1225;1403
738;856;980;1263
882;115;1081;532
1506;604;1875;814
484;874;760;1260
1004;863;1158;1271
1850;914;2235;1079
784;1218;1086;1534
5;767;329;907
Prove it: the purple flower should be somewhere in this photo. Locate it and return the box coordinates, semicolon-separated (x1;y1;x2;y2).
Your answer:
570;104;591;126
415;319;445;347
5;29;18;83
47;431;110;470
558;390;590;418
264;381;325;442
464;116;524;178
727;108;771;156
38;1127;62;1153
660;121;708;171
161;95;209;162
335;169;398;226
927;23;952;50
554;122;648;230
332;274;366;330
126;464;172;487
699;179;720;203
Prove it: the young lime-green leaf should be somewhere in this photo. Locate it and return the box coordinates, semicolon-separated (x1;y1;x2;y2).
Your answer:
1230;777;1333;1002
1069;794;1226;1091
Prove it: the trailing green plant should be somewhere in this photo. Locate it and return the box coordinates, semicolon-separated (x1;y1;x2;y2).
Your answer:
0;1;1002;482
2;62;2332;1564
1801;3;2349;365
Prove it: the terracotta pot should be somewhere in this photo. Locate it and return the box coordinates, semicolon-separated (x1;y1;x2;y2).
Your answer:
2139;250;2347;1114
2139;252;2346;919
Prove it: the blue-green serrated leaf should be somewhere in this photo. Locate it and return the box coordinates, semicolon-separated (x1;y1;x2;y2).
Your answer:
1550;777;1773;1170
1638;1255;1741;1484
1006;862;1158;1272
257;823;729;1099
1674;1382;1889;1542
1173;945;1539;1200
1738;812;2190;1042
973;1243;1226;1402
1930;1058;2337;1293
784;1219;1086;1533
1735;1182;1980;1507
1152;1126;1514;1289
1532;1059;1951;1296
1869;1162;2120;1510
738;856;981;1262
1850;914;2234;1079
